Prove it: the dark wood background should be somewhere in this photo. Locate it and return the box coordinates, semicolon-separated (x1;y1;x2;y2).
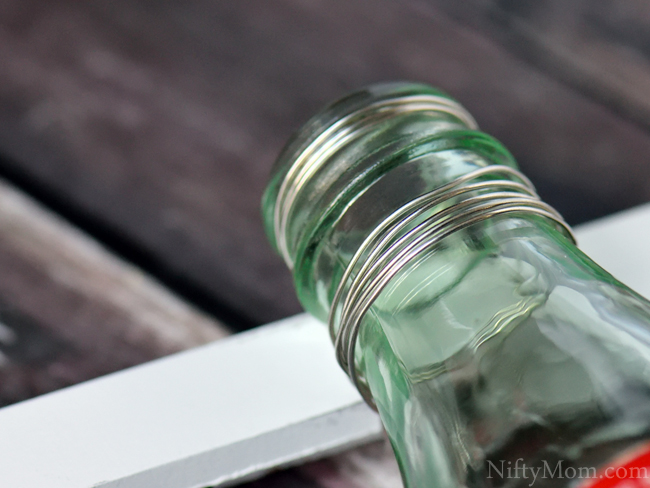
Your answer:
0;0;649;486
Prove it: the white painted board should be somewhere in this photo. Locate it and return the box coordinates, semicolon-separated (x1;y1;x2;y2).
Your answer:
574;203;650;299
0;316;381;488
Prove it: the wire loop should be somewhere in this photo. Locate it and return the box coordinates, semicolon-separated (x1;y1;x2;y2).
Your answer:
328;166;575;408
271;91;574;409
273;94;478;269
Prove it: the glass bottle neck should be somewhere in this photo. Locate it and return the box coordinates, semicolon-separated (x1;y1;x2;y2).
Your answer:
262;82;650;488
356;213;650;488
263;84;573;404
290;131;528;321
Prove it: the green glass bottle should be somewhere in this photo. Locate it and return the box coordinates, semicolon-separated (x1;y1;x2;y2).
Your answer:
262;83;650;488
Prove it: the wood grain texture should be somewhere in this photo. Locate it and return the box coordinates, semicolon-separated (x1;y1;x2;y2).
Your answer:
0;0;649;325
420;0;650;137
0;174;397;486
0;176;225;405
301;439;401;488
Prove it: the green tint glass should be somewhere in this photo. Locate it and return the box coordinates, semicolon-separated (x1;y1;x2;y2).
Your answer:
262;83;650;488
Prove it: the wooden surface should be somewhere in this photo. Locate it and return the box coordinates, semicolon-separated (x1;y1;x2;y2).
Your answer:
1;0;650;327
0;170;395;488
423;0;650;133
0;176;224;406
0;0;648;486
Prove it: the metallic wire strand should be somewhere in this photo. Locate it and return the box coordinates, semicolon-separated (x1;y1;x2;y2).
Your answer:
329;167;575;408
272;93;574;409
274;94;478;268
328;166;535;344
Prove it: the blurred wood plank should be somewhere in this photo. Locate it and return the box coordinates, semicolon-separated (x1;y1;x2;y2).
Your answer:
0;172;394;487
0;175;393;487
0;0;649;326
420;0;650;137
301;440;401;488
0;176;225;406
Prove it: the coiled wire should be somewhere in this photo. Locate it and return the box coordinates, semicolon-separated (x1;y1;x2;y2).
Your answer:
328;165;575;408
271;91;574;408
273;94;479;269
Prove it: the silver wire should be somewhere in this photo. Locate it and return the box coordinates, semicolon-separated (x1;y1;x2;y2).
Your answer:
329;166;575;408
273;94;478;269
272;92;574;409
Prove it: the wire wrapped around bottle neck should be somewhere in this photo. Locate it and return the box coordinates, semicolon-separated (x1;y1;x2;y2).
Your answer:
273;93;478;270
328;165;575;409
269;88;575;409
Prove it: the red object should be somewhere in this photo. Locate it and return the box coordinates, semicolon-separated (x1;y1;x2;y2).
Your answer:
584;444;650;488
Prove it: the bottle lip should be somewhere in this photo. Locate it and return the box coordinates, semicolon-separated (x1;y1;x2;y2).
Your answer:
262;82;478;269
